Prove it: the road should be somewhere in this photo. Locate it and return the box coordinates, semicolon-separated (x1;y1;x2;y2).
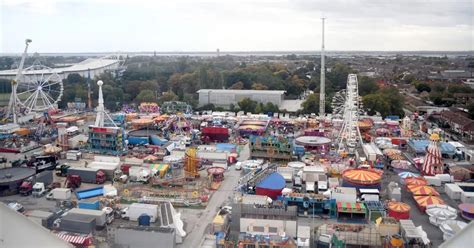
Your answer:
179;144;249;248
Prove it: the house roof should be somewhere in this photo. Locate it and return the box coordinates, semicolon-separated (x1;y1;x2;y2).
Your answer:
440;111;474;128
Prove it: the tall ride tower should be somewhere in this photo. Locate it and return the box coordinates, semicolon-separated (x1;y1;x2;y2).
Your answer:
319;18;326;128
7;39;32;124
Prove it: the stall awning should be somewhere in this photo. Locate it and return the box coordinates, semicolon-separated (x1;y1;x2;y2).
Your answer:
337;202;366;214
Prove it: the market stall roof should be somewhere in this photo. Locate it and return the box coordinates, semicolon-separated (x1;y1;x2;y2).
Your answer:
365;201;385;211
405;177;428;186
414;195;445;208
407;185;440;196
398;171;419;179
387;201;411;212
337;202;366;213
408;139;456;156
342;168;382;185
256;172;285;190
426;204;457;221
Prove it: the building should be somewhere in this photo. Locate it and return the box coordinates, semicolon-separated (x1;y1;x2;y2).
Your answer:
0;58;121;81
197;89;285;108
238;204;298;238
438;110;474;140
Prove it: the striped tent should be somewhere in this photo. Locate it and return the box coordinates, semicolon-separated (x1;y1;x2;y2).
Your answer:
56;232;92;246
337;202;366;213
414;195;445;212
422;133;443;176
407;185;440;196
405;177;428;186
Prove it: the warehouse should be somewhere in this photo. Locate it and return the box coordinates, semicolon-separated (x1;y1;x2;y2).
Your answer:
197;89;285;108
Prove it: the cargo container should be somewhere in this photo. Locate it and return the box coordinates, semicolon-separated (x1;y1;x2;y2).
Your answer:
461;192;474;203
123;203;159;222
424;176;442;186
445;184;463;200
78;200;100;210
241;194;271;205
66;150;82;161
60;214;96;234
67;208;107;227
50;188;72;200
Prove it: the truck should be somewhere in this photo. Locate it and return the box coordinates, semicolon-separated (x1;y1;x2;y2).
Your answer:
128;167;151;183
28;155;58;173
64;175;82;189
121;203;158;222
55;164;70;177
46;188;72;200
32;182;47;197
19;170;54;196
67;167;106;184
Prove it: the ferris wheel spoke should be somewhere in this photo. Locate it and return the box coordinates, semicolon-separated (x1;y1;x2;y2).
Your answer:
39;90;52;108
42;90;56;105
42;81;60;88
41;74;54;86
17;88;37;96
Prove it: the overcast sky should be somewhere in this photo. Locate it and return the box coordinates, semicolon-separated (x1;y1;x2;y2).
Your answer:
1;0;472;53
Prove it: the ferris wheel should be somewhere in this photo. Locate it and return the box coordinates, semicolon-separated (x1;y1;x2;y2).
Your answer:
331;89;364;117
17;64;63;112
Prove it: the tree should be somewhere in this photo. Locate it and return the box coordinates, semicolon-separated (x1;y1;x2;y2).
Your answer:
415;83;431;93
358;76;379;96
255;103;263;114
251;83;268;90
301;93;319;114
238;98;257;113
66;73;84;84
362;87;404;117
229;81;244;89
135;89;157;103
263;102;279;113
158;91;178;104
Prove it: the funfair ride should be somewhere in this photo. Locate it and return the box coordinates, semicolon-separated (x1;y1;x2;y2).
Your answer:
6;39;31;124
335;74;363;155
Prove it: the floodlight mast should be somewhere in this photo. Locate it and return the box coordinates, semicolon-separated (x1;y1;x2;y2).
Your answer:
7;39;32;124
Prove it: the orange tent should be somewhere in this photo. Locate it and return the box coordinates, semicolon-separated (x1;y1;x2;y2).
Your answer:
407;185;440;196
414;195;445;212
342;169;382;185
405;177;427;186
387;201;411;220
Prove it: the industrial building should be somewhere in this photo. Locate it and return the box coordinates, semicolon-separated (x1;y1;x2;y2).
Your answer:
0;57;121;81
197;89;286;108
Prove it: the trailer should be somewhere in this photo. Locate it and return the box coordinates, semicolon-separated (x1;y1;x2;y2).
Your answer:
445;184;463;200
59;214;96;234
87;161;119;180
67;208;107;227
78;200;100;210
362;143;377;162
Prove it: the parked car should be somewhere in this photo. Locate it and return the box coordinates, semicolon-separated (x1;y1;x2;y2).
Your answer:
8;202;24;212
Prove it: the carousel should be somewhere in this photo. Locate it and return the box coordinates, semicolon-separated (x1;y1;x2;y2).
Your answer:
342;168;382;189
387;201;411;220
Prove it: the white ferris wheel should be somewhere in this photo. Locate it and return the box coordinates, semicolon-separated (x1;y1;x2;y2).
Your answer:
16;64;63;113
334;74;364;154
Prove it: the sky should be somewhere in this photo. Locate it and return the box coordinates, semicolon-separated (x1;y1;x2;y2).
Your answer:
0;0;473;53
